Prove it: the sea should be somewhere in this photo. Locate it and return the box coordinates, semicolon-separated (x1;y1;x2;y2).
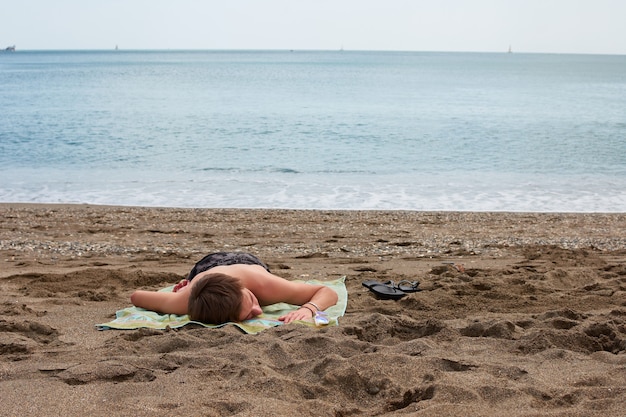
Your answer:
1;50;625;212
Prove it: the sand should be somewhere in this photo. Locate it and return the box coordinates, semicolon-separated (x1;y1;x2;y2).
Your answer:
1;203;625;416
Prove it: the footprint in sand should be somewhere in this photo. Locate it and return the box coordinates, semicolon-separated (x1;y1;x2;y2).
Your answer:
0;319;60;358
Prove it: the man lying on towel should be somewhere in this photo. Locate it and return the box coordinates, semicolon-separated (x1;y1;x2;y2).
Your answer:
131;252;338;325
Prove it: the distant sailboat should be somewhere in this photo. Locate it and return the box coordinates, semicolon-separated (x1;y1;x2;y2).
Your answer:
508;45;512;53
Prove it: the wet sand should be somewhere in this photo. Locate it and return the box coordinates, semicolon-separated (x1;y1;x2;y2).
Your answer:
1;204;625;416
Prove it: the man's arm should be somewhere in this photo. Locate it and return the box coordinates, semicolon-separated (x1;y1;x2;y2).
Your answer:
276;283;338;323
245;269;338;323
248;269;337;308
130;289;189;315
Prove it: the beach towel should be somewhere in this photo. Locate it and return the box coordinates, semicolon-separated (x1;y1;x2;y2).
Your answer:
96;277;347;334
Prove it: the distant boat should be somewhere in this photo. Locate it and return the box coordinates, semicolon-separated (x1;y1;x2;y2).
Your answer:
508;45;512;53
4;45;16;52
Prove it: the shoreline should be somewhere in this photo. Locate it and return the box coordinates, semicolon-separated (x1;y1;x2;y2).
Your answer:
4;201;626;211
2;201;624;214
1;203;625;416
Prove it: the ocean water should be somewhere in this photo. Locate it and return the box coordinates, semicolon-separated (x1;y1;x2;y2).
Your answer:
1;50;625;212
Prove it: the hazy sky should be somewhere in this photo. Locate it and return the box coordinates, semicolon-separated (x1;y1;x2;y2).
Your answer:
2;0;625;54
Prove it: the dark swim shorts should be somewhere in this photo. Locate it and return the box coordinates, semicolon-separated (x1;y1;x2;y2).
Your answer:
187;252;270;280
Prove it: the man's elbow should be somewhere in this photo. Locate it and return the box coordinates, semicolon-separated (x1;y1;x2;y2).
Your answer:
325;287;339;306
130;290;141;306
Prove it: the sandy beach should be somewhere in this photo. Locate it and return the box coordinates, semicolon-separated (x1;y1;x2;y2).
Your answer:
1;203;625;416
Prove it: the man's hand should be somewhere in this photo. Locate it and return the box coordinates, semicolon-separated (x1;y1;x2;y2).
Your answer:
278;307;314;324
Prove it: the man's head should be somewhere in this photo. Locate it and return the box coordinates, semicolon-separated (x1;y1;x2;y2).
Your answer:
187;273;244;324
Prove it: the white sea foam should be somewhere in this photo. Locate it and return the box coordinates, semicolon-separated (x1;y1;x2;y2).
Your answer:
2;169;624;212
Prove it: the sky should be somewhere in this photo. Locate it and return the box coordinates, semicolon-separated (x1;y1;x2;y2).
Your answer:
2;0;625;55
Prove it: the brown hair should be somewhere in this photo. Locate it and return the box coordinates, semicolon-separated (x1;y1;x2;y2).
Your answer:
187;273;244;324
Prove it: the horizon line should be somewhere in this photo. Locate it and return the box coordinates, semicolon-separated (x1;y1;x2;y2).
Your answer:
3;47;625;57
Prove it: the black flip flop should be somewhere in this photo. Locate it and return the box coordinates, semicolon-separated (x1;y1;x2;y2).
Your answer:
362;280;407;300
396;280;420;293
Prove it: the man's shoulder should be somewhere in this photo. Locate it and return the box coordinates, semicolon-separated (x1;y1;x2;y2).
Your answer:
205;263;269;277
